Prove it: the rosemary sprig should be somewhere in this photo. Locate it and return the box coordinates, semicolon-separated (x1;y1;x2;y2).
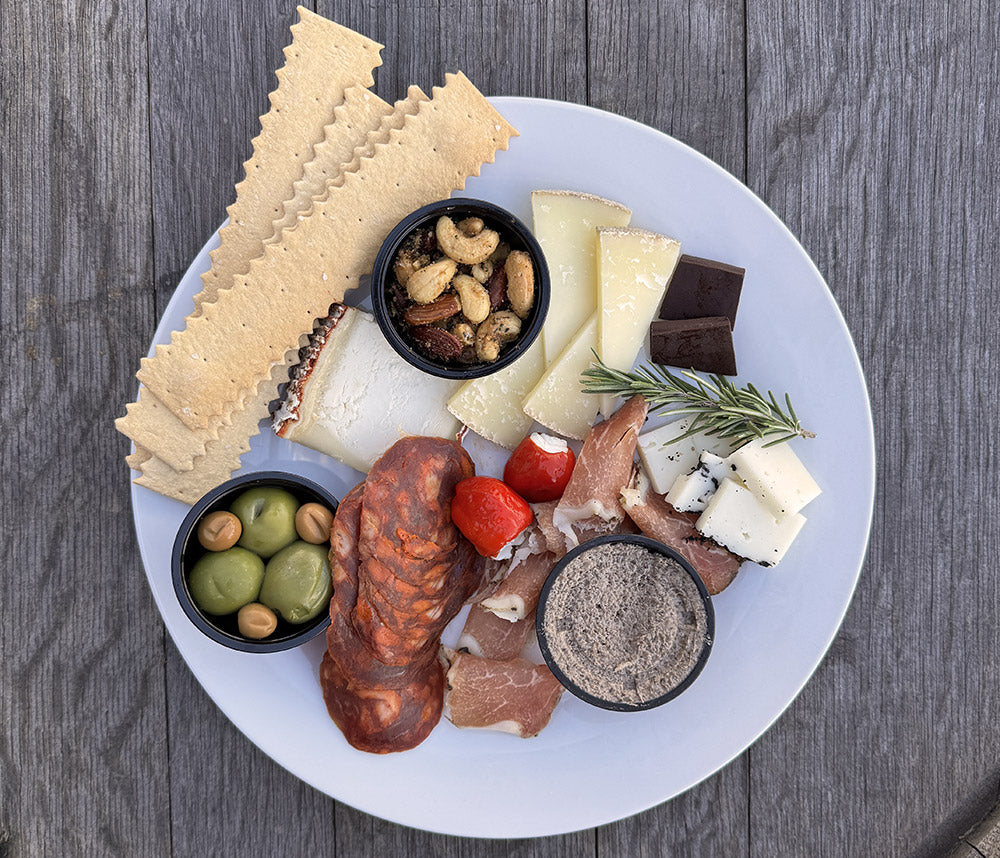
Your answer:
581;354;815;447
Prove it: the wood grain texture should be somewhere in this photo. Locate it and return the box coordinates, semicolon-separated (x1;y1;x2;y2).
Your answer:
0;0;170;855
746;1;1000;856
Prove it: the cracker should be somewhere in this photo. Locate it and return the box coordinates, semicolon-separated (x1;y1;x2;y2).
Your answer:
137;72;517;431
268;87;426;242
190;8;383;315
134;361;293;504
125;445;151;471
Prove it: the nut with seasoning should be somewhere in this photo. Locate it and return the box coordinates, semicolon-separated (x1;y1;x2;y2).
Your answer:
372;199;550;379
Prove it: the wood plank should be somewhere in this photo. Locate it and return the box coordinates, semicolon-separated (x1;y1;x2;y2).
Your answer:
746;1;1000;855
0;0;170;854
144;1;340;854
588;1;750;854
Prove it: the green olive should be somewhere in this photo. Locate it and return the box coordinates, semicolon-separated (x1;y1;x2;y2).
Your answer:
230;487;299;559
259;541;333;624
188;547;265;616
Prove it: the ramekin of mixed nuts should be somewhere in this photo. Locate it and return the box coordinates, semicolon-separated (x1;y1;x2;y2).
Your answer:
370;198;549;379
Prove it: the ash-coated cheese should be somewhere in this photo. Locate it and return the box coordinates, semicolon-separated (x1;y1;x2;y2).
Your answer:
531;190;631;365
726;438;821;517
696;478;806;566
636;417;738;496
666;451;728;512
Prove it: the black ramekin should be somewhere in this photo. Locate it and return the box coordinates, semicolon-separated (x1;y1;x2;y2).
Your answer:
171;471;338;653
370;198;550;379
535;534;715;712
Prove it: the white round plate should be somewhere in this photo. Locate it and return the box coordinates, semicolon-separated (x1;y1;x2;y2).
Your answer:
131;97;875;837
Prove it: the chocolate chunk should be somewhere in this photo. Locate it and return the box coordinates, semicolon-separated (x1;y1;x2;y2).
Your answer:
658;254;745;329
650;317;738;376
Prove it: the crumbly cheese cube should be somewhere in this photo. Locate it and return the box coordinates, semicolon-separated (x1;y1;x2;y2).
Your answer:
596;227;681;416
696;478;806;566
531;190;631;365
726;438;821;517
636;418;738;495
522;313;600;440
447;339;545;449
666;452;728;512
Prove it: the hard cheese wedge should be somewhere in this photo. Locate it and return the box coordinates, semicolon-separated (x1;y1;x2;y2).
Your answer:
447;339;545;449
636;417;739;495
522;313;599;440
726;438;821;517
531;190;631;365
597;226;681;415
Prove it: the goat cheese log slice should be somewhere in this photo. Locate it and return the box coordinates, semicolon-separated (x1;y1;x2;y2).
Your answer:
620;468;741;595
551;394;649;549
444;652;564;737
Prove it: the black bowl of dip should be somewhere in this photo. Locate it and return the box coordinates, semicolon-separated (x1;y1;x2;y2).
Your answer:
172;471;337;653
536;534;714;712
370;198;549;380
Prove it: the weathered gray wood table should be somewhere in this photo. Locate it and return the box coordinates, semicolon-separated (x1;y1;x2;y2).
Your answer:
3;1;999;855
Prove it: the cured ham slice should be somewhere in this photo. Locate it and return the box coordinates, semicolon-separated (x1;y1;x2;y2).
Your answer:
621;468;741;595
457;604;534;660
480;550;557;622
444;652;564;737
552;395;648;549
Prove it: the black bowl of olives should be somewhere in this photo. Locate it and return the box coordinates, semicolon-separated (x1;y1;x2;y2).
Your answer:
171;471;338;653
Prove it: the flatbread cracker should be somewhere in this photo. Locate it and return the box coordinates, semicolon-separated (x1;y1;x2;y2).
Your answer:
137;72;517;431
190;7;383;314
268;86;426;242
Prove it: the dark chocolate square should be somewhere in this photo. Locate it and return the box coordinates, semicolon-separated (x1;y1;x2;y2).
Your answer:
650;317;738;376
657;254;745;329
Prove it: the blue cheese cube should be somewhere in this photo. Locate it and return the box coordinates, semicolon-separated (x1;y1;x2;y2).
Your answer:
696;478;806;566
665;452;729;512
725;439;821;517
636;418;738;495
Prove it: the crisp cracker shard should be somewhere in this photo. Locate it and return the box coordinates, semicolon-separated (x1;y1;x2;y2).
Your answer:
191;7;383;314
137;71;517;433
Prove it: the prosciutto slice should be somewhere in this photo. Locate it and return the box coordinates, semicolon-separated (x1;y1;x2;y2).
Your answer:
480;549;557;622
621;468;742;595
457;604;534;660
552;395;648;549
444;652;564;737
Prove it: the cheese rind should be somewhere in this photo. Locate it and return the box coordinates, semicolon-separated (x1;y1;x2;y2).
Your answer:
531;190;631;365
636;417;738;495
447;339;545;449
275;307;461;473
522;314;600;440
597;226;681;415
696;478;806;566
726;439;821;517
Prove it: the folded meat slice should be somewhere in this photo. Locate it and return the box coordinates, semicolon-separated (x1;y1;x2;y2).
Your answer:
444;652;564;738
552;395;648;549
621;468;741;595
457;604;535;660
480;550;557;622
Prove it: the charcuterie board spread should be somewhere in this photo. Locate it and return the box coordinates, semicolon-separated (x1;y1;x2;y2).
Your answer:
118;7;827;758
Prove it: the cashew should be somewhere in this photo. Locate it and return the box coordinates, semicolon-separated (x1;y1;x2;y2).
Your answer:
435;215;500;265
450;320;476;347
406;257;458;303
505;250;535;319
475;311;521;362
471;261;493;284
452;274;491;324
458;217;484;237
393;251;429;287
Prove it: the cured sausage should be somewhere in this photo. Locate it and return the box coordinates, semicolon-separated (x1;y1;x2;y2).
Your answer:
320;438;486;753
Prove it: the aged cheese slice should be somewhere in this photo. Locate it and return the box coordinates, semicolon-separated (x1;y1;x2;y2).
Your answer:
636;417;739;496
725;438;821;517
447;339;545;449
273;306;462;473
597;226;681;415
696;478;806;566
522;314;599;440
531;191;631;365
665;451;728;513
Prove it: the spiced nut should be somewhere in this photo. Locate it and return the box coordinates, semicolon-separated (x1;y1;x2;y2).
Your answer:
505;250;535;319
457;216;484;237
403;293;462;326
435;215;500;265
450;320;476;347
406;257;457;303
452;274;491;324
471;261;493;284
475;311;522;362
410;325;464;360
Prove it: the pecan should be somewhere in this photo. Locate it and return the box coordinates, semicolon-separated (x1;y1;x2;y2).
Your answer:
409;325;463;360
403;293;461;326
485;264;509;311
